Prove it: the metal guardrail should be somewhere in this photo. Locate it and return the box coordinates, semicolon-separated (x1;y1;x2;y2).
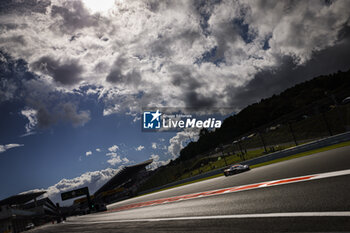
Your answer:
240;131;350;166
139;131;350;195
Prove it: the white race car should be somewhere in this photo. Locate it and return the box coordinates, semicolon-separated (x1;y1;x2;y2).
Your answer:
224;164;250;176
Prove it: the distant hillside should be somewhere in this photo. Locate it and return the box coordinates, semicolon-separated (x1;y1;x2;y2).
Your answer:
178;70;350;161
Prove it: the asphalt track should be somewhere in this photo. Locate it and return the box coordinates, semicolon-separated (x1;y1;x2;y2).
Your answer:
30;146;350;232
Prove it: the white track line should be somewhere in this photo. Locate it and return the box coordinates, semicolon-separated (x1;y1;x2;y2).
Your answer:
66;170;350;224
66;212;350;224
105;169;350;213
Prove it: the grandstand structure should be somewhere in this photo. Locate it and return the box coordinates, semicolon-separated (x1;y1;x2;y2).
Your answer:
0;191;59;233
72;159;153;211
0;160;154;231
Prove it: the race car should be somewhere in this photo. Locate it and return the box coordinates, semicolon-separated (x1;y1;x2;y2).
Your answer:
224;164;250;176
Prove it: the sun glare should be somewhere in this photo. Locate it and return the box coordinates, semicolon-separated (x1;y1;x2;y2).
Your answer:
83;0;116;14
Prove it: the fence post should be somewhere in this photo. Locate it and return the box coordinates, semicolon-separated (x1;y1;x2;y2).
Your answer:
259;131;267;153
322;112;333;136
288;122;298;146
330;94;346;132
220;145;228;166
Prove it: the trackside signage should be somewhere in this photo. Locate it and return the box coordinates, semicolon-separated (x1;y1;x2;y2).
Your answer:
142;109;222;132
61;187;89;201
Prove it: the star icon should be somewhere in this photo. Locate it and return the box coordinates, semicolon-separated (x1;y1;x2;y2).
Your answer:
150;110;161;122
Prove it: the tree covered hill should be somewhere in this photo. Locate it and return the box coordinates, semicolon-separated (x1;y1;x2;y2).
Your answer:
178;70;350;161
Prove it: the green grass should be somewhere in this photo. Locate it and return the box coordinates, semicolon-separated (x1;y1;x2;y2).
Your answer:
250;140;350;169
137;140;350;197
177;144;292;180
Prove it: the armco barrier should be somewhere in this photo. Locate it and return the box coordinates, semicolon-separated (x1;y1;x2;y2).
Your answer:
138;131;350;195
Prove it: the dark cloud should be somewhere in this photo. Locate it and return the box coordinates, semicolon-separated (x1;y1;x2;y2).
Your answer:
1;0;350;119
106;69;123;83
169;65;217;108
145;0;176;13
145;0;162;12
94;61;109;73
204;3;252;64
51;1;104;34
145;27;201;60
0;23;19;31
111;70;141;87
31;56;83;86
0;77;17;102
0;52;34;102
59;102;90;127
0;54;18;102
149;36;174;58
191;0;222;34
170;65;201;90
0;52;91;130
36;107;55;128
175;30;202;48
106;57;141;87
34;102;90;128
0;35;26;46
226;29;350;110
0;0;50;15
184;91;217;109
0;55;90;134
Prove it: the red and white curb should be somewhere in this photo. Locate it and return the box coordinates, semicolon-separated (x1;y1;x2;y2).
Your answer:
108;169;350;213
